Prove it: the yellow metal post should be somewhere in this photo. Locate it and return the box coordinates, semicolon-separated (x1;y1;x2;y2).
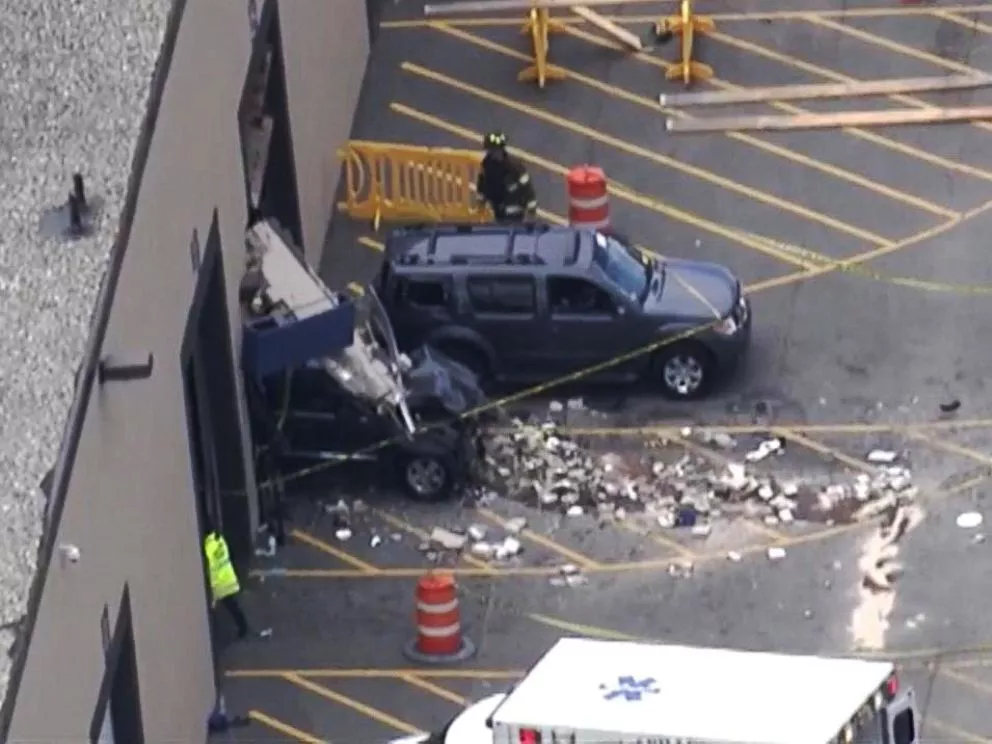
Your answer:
659;0;714;87
517;7;567;88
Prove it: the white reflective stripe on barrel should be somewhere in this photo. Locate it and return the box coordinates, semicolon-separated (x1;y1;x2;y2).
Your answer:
572;217;611;230
569;193;608;210
417;599;459;614
417;622;461;638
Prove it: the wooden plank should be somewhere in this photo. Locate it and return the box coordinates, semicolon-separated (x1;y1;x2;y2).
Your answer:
425;0;669;16
570;6;644;49
666;105;992;133
659;73;992;107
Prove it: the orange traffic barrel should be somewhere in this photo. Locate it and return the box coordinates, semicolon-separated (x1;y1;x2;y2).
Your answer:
567;166;611;232
403;571;475;664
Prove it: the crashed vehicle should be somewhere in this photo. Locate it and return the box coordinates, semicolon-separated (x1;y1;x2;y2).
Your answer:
240;220;488;501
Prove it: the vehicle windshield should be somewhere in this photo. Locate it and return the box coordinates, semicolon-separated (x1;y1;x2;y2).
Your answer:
592;233;651;302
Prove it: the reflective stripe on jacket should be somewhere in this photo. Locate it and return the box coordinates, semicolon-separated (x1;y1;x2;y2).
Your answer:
204;532;240;602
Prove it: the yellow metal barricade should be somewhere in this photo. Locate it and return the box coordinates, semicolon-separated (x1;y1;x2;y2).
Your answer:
338;140;494;230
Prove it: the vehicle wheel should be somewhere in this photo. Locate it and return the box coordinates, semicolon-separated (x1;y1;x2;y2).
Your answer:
397;451;456;502
654;343;713;400
434;343;492;387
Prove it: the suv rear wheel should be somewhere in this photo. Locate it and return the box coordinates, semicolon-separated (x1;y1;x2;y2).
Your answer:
434;342;492;387
654;343;713;400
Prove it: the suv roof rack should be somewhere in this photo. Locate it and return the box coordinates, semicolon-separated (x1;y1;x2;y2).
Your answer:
395;223;562;267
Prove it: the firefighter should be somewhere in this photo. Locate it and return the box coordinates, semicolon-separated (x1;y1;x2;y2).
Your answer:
204;528;250;639
476;132;538;224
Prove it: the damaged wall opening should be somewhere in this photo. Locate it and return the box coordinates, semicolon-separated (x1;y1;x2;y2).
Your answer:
181;213;250;653
238;0;303;248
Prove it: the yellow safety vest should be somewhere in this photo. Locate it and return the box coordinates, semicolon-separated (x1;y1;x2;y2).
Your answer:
204;532;240;602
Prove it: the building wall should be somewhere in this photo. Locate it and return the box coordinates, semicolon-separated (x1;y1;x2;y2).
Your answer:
280;0;370;265
3;0;368;741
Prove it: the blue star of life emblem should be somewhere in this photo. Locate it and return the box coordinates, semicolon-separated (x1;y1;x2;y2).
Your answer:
600;675;660;701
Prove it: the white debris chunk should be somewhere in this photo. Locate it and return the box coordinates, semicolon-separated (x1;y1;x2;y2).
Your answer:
866;449;898;464
504;516;527;534
335;528;353;541
430;527;467;551
766;546;786;561
467;524;488;541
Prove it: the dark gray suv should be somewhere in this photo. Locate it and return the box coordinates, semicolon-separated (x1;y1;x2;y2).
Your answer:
376;223;751;399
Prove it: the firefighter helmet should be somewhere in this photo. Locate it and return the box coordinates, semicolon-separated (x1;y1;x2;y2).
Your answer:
483;131;508;151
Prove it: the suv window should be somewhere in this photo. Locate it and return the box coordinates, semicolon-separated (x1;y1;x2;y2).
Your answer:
466;276;536;315
892;709;915;744
397;278;449;310
548;277;616;316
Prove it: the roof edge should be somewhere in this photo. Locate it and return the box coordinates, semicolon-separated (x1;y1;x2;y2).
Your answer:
0;0;189;736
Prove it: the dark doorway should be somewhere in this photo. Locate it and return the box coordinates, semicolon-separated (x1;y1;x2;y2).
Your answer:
238;0;303;247
89;587;144;744
181;213;253;659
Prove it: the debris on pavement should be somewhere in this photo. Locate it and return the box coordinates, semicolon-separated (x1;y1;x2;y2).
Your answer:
956;511;983;529
939;398;961;414
477;420;922;538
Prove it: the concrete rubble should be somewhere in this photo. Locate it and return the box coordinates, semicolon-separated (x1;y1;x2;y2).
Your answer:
475;420;920;539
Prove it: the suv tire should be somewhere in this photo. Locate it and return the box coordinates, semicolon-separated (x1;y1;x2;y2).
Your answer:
434;342;492;388
654;343;713;400
396;451;457;502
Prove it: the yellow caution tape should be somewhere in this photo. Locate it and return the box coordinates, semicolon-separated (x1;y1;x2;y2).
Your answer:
746;231;992;296
254;317;722;490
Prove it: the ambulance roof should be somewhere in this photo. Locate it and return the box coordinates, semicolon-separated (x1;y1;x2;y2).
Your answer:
492;638;894;744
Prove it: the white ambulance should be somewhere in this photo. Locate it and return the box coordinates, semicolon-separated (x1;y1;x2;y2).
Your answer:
392;637;919;744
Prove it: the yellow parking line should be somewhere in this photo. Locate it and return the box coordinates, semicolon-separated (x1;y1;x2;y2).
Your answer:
708;31;992;181
359;236;383;251
808;16;981;76
401;61;895;248
400;673;470;705
380;6;992;28
942;667;992;697
476;507;603;569
347;282;364;295
284;673;422;735
290;529;381;574
793;17;992;136
390;102;823;270
935;10;992;36
529;613;640;641
616;520;698;560
772;428;875;473
925;716;991;744
373;509;495;571
558;417;992;437
906;431;992;467
553;24;958;220
248;710;327;744
230;668;524;679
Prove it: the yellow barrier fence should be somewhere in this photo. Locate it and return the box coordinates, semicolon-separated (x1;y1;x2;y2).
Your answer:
338;140;494;229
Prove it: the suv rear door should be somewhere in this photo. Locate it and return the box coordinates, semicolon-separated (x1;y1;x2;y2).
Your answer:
462;274;547;380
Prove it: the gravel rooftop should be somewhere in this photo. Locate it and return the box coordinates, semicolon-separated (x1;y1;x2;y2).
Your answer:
0;0;173;709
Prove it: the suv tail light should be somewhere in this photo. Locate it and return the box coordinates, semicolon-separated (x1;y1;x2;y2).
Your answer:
519;729;541;744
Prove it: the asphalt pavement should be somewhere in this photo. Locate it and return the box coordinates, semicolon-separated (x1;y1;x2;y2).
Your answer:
222;2;992;741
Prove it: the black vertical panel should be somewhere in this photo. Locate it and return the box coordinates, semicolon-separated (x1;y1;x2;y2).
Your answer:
261;3;304;247
366;0;384;45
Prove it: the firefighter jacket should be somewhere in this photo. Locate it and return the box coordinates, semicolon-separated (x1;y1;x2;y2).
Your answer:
476;154;538;220
205;532;240;603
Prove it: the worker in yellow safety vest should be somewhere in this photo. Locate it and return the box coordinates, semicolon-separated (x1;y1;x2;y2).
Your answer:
204;530;250;639
477;131;538;224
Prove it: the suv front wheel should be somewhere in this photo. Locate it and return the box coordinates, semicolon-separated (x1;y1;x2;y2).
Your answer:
653;343;714;400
